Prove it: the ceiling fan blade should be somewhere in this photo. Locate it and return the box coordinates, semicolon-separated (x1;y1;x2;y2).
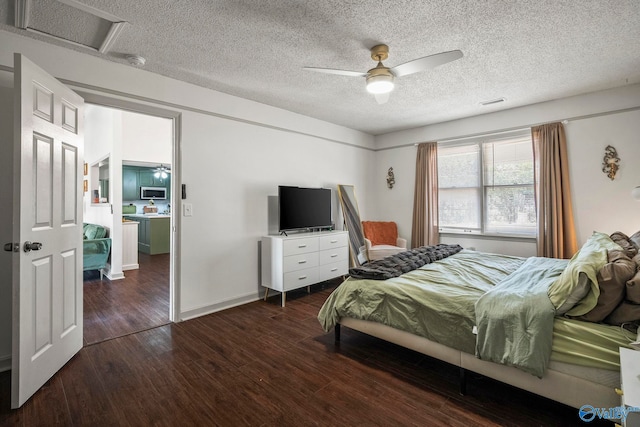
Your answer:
303;67;366;77
390;50;463;77
374;92;390;105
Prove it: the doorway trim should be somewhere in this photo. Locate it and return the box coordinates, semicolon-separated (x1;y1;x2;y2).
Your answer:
76;91;182;323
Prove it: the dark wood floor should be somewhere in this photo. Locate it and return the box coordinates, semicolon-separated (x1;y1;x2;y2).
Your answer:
83;252;170;345
0;282;613;426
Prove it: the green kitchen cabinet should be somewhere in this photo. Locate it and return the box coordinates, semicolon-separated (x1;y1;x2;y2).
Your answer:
123;166;171;201
139;169;169;188
132;216;170;255
122;166;139;201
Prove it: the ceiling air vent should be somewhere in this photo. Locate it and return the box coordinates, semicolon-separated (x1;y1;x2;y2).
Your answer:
14;0;127;53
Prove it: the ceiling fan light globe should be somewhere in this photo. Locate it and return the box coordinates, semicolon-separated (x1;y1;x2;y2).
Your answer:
366;75;394;94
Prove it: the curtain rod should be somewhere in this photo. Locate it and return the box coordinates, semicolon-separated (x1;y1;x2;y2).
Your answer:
432;126;531;145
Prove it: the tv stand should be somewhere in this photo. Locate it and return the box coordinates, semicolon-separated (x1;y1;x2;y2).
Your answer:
261;230;348;307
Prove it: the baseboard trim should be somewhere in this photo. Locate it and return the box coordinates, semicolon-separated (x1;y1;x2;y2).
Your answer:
106;271;125;280
122;264;139;271
0;354;11;373
180;292;261;321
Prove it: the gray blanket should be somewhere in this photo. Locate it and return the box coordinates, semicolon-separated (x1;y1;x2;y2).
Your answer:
348;244;463;280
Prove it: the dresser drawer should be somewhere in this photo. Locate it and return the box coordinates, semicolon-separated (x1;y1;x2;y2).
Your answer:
283;237;319;256
318;260;348;282
319;247;348;265
319;233;348;250
283;253;319;272
283;268;319;291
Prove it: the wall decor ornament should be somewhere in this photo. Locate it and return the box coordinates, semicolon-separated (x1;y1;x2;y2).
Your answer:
601;145;619;181
386;167;395;189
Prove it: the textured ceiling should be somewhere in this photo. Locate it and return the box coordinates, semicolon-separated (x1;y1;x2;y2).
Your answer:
1;0;639;135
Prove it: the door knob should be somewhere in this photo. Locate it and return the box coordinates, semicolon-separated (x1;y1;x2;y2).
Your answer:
23;241;42;252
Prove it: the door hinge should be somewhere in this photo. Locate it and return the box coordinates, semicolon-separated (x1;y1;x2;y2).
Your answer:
4;242;19;252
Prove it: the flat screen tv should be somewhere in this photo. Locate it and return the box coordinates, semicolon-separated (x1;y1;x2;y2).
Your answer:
278;186;332;232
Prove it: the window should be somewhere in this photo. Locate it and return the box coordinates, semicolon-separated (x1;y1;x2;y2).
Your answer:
438;132;536;237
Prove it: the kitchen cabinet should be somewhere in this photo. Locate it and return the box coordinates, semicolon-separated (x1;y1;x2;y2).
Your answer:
123;215;170;255
122;166;139;201
123;166;171;201
139;169;170;188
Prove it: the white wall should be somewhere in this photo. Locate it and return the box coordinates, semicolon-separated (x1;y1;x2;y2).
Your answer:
121;111;172;165
369;145;416;242
0;82;14;370
565;110;640;241
84;104;124;280
179;112;374;316
374;84;640;255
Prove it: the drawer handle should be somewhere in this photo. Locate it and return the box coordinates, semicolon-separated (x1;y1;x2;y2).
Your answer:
298;260;307;264
330;268;337;272
298;275;307;280
330;240;338;243
330;254;338;258
298;244;307;248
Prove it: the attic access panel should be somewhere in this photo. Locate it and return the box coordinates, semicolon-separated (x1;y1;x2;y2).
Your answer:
15;0;126;53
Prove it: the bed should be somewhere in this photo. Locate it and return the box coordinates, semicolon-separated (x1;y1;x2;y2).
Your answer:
317;232;640;410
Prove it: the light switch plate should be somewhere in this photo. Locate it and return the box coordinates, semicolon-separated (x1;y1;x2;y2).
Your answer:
183;203;193;217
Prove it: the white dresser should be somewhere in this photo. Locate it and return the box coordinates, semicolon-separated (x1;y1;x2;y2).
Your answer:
261;231;349;306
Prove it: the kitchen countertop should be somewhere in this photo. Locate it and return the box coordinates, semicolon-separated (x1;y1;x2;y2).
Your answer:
123;214;171;219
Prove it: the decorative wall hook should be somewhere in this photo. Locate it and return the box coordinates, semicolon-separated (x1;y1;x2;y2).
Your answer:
386;167;395;189
602;145;619;181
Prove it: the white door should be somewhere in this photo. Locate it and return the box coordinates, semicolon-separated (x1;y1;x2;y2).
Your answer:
11;53;84;408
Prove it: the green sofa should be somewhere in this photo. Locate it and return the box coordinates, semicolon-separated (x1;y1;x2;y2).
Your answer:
83;223;111;280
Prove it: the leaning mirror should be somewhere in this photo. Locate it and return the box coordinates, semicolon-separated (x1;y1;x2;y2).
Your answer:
337;184;366;266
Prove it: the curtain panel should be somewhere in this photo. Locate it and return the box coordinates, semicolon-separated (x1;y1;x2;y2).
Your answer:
532;122;578;259
411;142;439;248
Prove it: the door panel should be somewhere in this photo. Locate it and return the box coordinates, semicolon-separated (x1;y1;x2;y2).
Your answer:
33;255;53;357
34;133;54;227
12;53;84;408
61;143;78;224
61;249;78;335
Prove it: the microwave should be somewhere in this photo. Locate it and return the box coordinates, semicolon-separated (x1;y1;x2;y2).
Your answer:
140;186;167;200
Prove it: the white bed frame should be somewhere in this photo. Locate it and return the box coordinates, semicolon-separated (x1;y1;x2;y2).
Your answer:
338;317;619;410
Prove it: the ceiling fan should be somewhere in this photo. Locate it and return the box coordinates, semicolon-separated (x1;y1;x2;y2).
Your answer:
304;44;463;104
153;164;171;179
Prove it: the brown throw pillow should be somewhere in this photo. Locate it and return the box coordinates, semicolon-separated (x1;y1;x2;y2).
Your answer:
626;270;640;304
610;232;638;258
604;301;640;326
578;249;636;322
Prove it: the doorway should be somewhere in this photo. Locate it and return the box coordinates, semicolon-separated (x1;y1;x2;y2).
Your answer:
82;101;178;345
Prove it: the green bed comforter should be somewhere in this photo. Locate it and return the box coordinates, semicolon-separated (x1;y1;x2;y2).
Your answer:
318;250;524;355
318;247;632;375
